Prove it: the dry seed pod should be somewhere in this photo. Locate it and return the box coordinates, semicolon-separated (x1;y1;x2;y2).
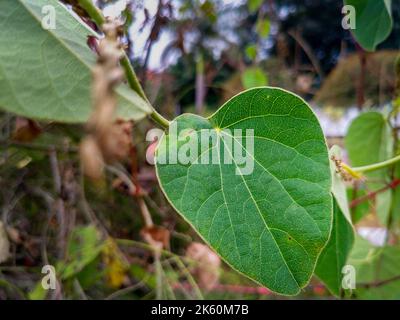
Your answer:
98;120;133;163
81;19;131;179
79;136;104;180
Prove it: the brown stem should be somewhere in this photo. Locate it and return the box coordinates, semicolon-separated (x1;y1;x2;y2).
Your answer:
288;29;325;80
129;146;153;227
49;149;67;259
350;179;400;208
358;274;400;288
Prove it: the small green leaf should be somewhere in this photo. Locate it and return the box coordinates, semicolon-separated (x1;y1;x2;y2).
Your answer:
245;45;258;61
241;67;268;89
344;0;393;52
315;198;354;296
0;0;151;123
248;0;263;13
256;18;270;38
156;87;333;295
60;225;104;280
28;281;48;300
200;0;217;23
345;111;393;224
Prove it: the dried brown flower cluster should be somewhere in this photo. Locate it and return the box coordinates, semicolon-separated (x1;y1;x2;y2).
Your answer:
331;155;354;182
80;19;133;180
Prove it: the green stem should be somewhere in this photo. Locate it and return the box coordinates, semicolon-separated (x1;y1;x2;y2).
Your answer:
120;56;170;129
352;154;400;173
77;0;170;129
120;57;148;102
150;111;170;129
77;0;105;26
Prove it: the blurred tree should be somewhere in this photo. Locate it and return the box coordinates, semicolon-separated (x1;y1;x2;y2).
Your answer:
271;0;400;75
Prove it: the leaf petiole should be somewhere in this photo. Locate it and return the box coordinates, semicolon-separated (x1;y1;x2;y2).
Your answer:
350;154;400;174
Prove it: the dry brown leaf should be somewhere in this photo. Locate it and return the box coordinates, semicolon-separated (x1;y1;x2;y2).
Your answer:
12;117;42;142
141;225;170;251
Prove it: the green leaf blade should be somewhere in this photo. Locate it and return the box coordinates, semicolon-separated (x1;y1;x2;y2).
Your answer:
348;236;400;299
156;87;333;295
0;0;151;123
241;67;268;89
315;199;354;296
344;0;393;52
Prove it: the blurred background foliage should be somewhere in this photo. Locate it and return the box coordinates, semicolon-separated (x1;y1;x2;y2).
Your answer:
1;0;400;300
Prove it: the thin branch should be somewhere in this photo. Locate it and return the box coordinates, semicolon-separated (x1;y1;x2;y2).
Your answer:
137;196;154;227
0;140;77;153
358;274;400;288
350;179;400;208
49;149;67;260
105;279;148;300
287;29;324;80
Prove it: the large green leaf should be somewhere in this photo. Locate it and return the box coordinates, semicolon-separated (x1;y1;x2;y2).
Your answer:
155;87;333;295
344;0;393;52
0;0;151;123
315;199;354;296
345;111;393;224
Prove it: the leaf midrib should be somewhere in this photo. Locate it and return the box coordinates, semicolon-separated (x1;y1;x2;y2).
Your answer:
218;130;301;290
221;130;324;238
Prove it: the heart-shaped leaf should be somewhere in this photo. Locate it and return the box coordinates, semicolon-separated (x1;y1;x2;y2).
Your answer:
344;0;393;52
155;87;332;295
0;0;151;123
